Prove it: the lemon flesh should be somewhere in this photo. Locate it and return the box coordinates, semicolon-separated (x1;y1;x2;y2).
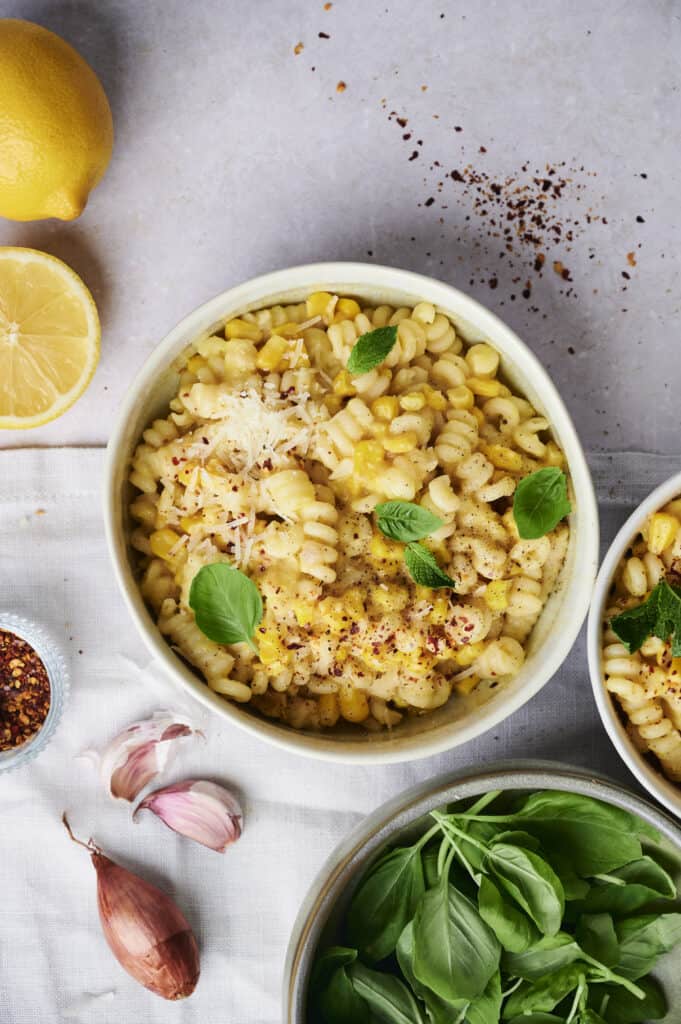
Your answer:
0;19;113;222
0;248;100;429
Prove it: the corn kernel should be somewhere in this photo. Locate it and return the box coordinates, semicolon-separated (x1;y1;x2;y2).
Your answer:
447;385;475;410
383;431;418;454
354;440;385;476
422;384;447;411
176;461;198;485
333;369;357;396
371;395;399;420
339;684;370;723
306;291;337;321
428;596;450;625
186;354;206;374
467;377;503;398
466;343;499;378
483;444;523;472
256;334;288;371
543;441;565;468
454;673;480;696
335;297;361;319
399;391;426;412
471;406;485;427
370;584;409;613
323;394;343;415
293;601;316;627
257;629;286;666
344;587;366;616
225;318;262;342
180;515;202;532
150;528;182;562
455;641;485;667
267;321;300;338
484;579;510;611
369;532;403;565
318;692;340;727
647;513;679;555
196;335;229;358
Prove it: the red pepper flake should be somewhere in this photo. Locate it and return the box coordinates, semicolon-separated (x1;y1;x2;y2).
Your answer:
424;197;435;207
324;1;333;8
0;631;51;752
626;251;637;267
336;80;346;93
293;41;304;55
318;31;330;38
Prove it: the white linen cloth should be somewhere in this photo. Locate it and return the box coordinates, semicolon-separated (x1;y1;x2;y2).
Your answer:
0;447;679;1023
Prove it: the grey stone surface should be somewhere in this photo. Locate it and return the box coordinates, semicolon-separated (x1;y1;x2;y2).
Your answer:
0;0;679;453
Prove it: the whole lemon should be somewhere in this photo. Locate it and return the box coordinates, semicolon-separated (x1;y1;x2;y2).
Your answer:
0;19;113;221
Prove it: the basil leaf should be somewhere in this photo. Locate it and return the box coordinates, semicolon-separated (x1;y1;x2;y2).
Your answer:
347;324;398;375
346;845;425;962
512;467;571;540
396;921;467;1024
310;947;370;1024
404;542;457;589
189;562;262;651
575;856;677;916
596;976;667;1023
465;971;502;1024
422;843;442;889
501;963;584;1019
375;500;444;542
502;933;582;981
478;875;537;953
511;792;645;875
615;912;681;979
485;843;565;936
575;913;619;967
412;874;500;1002
348;961;427;1024
611;579;681;657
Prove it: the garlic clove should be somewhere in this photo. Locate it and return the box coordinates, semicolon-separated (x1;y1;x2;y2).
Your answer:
85;709;200;802
134;780;243;853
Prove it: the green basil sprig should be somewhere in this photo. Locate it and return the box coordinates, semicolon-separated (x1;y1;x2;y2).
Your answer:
513;467;571;540
375;500;443;542
404;542;457;589
610;578;681;656
347;325;398;376
189;562;262;652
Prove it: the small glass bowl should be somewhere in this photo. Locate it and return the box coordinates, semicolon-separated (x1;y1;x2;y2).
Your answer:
0;612;70;775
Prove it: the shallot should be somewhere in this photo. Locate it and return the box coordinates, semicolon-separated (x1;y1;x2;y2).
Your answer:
62;814;200;1000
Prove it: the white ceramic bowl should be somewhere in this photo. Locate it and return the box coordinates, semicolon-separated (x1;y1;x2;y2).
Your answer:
104;262;599;763
588;469;681;817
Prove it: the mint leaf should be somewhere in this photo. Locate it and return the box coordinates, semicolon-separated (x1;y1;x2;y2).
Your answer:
376;500;444;542
189;562;262;652
513;467;572;540
347;325;398;375
404;542;457;589
611;579;681;656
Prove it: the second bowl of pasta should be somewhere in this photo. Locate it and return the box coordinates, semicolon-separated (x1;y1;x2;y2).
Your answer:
105;262;598;762
588;469;681;817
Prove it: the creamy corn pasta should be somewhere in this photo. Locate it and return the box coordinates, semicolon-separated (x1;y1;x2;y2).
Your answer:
128;292;569;732
602;500;681;782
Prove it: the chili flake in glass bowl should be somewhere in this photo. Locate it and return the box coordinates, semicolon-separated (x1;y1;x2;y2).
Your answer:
0;613;69;774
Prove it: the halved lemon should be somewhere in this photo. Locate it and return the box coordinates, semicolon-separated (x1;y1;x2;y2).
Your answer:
0;247;100;429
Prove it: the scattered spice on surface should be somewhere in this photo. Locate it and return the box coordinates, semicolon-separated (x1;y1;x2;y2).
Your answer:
318;31;330;38
336;80;346;93
0;630;51;751
324;1;333;7
626;252;637;267
293;41;304;55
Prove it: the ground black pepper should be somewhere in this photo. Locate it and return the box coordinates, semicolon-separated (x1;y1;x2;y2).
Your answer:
0;631;51;751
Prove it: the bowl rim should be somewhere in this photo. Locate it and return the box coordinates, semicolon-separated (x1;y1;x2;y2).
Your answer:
283;758;681;1024
587;468;681;817
104;261;599;764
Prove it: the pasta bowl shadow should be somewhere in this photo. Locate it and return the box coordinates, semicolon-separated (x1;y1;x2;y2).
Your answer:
588;469;681;818
104;262;598;763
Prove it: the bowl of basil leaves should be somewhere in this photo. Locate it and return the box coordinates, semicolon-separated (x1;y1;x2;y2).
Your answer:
284;761;681;1024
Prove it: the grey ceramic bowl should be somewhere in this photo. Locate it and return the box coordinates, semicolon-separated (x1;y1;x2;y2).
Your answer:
284;761;681;1024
